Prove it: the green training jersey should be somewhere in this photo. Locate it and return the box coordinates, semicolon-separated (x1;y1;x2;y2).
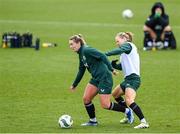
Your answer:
72;45;114;87
105;42;132;56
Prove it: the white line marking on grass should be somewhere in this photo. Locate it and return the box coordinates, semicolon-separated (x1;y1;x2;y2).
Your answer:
0;19;140;28
0;19;180;29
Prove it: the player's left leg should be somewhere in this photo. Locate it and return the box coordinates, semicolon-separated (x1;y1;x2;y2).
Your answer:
161;25;176;49
143;25;157;49
125;88;149;129
112;84;133;124
81;83;98;126
161;25;171;48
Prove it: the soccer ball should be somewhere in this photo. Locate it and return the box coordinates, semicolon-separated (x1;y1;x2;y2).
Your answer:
58;114;73;128
156;41;164;49
122;9;133;19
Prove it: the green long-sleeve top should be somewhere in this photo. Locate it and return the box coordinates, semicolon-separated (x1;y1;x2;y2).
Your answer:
72;45;114;87
105;43;132;70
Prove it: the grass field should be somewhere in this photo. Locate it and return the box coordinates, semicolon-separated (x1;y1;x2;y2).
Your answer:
0;0;180;133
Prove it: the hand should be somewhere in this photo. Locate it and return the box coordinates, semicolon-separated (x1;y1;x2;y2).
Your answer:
111;59;118;68
111;59;118;64
70;85;76;92
154;12;161;19
112;69;119;76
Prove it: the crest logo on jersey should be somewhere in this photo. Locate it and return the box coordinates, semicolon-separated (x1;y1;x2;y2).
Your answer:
155;25;162;30
83;56;86;60
82;56;89;67
100;89;105;93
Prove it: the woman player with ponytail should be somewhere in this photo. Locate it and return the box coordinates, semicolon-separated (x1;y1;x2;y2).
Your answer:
105;32;149;129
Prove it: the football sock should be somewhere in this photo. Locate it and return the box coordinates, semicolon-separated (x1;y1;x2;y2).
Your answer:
109;102;126;113
115;96;128;108
164;41;169;47
129;102;144;120
90;118;97;122
144;31;152;47
125;108;130;114
140;118;147;123
164;31;171;47
147;41;153;47
85;102;96;119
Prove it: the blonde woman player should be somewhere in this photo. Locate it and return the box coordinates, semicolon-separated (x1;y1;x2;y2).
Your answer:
105;32;149;129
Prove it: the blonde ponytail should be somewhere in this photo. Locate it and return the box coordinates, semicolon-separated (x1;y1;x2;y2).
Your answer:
125;32;133;42
69;34;86;45
116;32;133;42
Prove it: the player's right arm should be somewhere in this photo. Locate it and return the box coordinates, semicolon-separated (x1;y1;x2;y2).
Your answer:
71;59;86;90
105;43;132;56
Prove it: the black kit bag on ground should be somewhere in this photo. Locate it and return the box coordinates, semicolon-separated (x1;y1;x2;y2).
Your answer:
6;32;22;48
22;33;33;47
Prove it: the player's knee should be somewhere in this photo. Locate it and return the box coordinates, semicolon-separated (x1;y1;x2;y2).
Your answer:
143;25;150;31
164;25;171;32
82;96;91;104
100;101;110;109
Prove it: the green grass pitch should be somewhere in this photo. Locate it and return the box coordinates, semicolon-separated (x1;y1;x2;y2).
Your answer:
0;0;180;133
